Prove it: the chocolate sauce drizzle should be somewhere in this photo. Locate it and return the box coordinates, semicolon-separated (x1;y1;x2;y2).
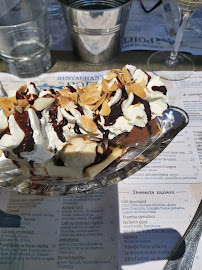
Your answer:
94;115;109;140
16;87;38;104
76;104;84;115
16;90;26;100
87;143;112;168
104;87;128;126
132;94;151;122
66;86;77;93
13;111;35;157
49;107;68;142
54;155;65;166
41;93;54;98
0;128;10;140
49;88;57;95
74;123;82;134
152;86;167;95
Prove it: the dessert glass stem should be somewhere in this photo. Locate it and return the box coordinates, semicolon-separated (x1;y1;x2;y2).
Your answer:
167;11;192;65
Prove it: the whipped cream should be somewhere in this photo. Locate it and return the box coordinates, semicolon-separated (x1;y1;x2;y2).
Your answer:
0;114;24;150
0;107;8;131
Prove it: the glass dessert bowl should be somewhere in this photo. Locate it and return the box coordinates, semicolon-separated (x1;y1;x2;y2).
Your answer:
0;65;189;195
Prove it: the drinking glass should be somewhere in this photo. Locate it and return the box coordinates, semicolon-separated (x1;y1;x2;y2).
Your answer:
148;0;202;81
0;0;52;78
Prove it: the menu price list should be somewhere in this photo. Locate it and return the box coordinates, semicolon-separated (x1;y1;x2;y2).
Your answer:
117;183;201;270
0;186;118;270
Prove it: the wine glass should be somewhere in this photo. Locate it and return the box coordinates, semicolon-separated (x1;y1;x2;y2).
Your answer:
148;0;202;81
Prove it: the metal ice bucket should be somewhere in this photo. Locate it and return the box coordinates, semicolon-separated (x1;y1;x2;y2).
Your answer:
58;0;132;64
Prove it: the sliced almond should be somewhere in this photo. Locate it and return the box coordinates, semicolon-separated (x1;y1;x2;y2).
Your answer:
77;87;84;97
0;97;17;117
127;83;146;99
0;96;16;108
112;69;122;73
3;108;15;117
106;71;117;80
102;79;109;93
59;88;70;97
64;101;76;111
107;92;112;100
85;83;97;92
122;66;132;83
100;100;111;116
81;115;98;132
69;92;78;102
33;97;55;111
79;92;100;105
57;96;70;108
93;92;107;111
117;73;125;85
18;84;27;93
109;83;118;92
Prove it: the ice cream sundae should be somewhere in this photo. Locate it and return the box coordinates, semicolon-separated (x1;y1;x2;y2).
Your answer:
0;65;169;180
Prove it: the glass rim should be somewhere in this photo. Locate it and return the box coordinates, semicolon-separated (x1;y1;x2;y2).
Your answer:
58;0;132;12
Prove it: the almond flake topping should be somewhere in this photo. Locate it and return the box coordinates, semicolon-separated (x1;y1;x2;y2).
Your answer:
106;71;117;80
19;84;27;93
122;66;132;83
79;91;100;106
0;97;17;117
127;83;147;99
109;83;118;92
93;93;107;111
81;115;98;132
102;79;110;93
100;100;111;116
59;88;71;97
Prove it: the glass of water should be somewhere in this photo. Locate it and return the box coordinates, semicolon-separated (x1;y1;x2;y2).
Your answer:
0;0;52;78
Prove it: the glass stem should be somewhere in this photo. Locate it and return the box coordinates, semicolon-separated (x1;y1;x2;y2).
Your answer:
168;11;192;64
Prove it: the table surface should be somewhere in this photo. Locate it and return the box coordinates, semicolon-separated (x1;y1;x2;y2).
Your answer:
1;50;202;74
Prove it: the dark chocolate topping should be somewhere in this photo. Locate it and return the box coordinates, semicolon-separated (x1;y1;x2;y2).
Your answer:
152;86;167;95
49;107;68;142
104;88;128;126
13;111;35;157
74;123;82;134
132;94;151;122
67;86;77;93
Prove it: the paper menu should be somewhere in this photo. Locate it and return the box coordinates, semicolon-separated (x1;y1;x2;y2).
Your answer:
0;70;201;269
0;184;201;270
117;183;201;270
0;186;117;270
